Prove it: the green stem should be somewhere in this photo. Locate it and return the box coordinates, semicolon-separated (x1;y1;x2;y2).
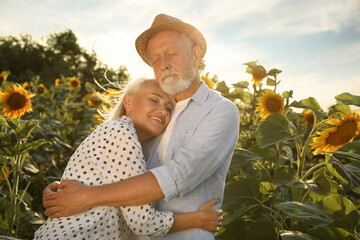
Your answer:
293;139;301;165
262;205;288;229
300;189;310;202
354;229;360;240
302;161;327;180
256;162;272;181
298;116;318;178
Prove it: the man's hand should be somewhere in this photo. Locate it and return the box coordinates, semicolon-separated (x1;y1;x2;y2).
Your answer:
43;180;91;218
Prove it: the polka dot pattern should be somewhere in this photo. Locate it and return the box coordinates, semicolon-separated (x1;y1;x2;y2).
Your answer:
34;116;174;240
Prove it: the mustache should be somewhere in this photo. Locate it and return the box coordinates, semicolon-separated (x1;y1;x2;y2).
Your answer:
160;70;180;82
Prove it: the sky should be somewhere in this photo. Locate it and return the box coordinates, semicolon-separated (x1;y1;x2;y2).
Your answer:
1;0;360;110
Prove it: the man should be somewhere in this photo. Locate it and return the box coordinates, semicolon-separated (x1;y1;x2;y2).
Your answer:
43;13;239;239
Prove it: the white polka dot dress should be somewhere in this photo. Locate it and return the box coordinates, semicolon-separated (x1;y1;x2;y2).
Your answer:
34;116;174;240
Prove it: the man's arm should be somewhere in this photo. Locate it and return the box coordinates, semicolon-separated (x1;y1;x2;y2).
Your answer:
150;100;239;200
43;172;164;218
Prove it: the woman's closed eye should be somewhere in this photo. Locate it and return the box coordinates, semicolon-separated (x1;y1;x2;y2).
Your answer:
149;97;160;104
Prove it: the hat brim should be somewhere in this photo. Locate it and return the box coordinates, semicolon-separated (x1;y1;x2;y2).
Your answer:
135;22;207;66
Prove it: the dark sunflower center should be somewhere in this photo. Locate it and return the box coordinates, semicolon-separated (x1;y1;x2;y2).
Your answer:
71;81;79;88
91;99;102;107
7;93;27;110
38;86;45;93
327;120;357;146
265;97;282;113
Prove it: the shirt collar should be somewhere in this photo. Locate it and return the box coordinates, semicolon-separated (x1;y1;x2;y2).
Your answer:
190;81;209;105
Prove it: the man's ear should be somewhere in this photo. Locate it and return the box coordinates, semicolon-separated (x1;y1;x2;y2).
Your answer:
192;45;202;67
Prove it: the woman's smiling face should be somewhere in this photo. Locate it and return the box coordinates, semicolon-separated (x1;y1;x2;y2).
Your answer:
124;81;174;143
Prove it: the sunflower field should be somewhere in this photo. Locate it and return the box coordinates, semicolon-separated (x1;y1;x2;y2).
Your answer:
0;30;359;240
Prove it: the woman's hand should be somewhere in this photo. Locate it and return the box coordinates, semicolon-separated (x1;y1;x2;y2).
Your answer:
197;198;223;232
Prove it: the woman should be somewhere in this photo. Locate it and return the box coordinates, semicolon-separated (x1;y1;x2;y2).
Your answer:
34;78;221;240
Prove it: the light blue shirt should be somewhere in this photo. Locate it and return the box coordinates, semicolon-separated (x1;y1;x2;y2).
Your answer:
144;82;239;240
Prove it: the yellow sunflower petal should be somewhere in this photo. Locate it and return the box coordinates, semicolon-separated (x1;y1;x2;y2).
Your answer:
255;89;284;119
310;111;360;155
68;76;81;90
0;84;36;118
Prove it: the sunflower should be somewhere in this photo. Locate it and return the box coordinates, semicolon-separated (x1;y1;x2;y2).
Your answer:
255;89;284;119
55;78;63;88
22;82;31;90
0;84;36;118
247;65;266;86
87;92;103;108
310;111;360;155
201;73;215;89
68;76;80;90
0;73;7;86
303;110;315;126
37;84;47;93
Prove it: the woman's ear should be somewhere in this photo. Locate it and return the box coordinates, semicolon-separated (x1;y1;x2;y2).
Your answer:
123;95;132;114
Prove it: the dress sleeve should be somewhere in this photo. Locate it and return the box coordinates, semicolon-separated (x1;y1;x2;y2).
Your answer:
150;101;240;199
78;120;174;236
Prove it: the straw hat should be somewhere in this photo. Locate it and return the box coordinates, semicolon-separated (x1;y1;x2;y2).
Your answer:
135;13;207;66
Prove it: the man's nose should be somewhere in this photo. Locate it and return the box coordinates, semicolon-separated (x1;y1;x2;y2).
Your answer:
160;57;171;71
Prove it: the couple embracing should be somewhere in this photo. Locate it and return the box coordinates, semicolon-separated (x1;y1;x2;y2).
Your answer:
36;13;239;240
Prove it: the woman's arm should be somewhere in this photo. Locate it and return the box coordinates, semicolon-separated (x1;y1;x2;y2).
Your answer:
170;199;222;233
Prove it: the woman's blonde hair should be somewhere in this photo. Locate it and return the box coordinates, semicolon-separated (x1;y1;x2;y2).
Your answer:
100;78;174;121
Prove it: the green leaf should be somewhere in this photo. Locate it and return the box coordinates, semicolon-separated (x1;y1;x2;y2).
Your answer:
224;178;260;199
283;146;294;164
280;230;321;240
245;222;277;240
275;201;333;227
215;81;229;94
223;178;260;211
7;118;20;129
335;92;360;106
321;194;357;218
330;141;360;162
230;148;264;169
15;120;39;140
0;115;9;127
309;168;331;195
232;81;249;88
223;203;262;225
326;160;355;187
266;78;276;86
282;90;293;99
300;97;322;111
329;210;360;232
267;68;282;77
273;166;298;186
14;139;46;155
290;98;326;120
255;113;295;148
307;226;354;240
327;103;351;116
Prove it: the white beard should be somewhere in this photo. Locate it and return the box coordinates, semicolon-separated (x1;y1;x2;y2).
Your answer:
159;68;196;96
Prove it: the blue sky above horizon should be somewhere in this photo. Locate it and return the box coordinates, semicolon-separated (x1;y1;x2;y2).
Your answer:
1;0;360;110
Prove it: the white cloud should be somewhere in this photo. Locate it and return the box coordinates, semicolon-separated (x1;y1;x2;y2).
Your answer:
198;0;360;38
277;71;360;111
